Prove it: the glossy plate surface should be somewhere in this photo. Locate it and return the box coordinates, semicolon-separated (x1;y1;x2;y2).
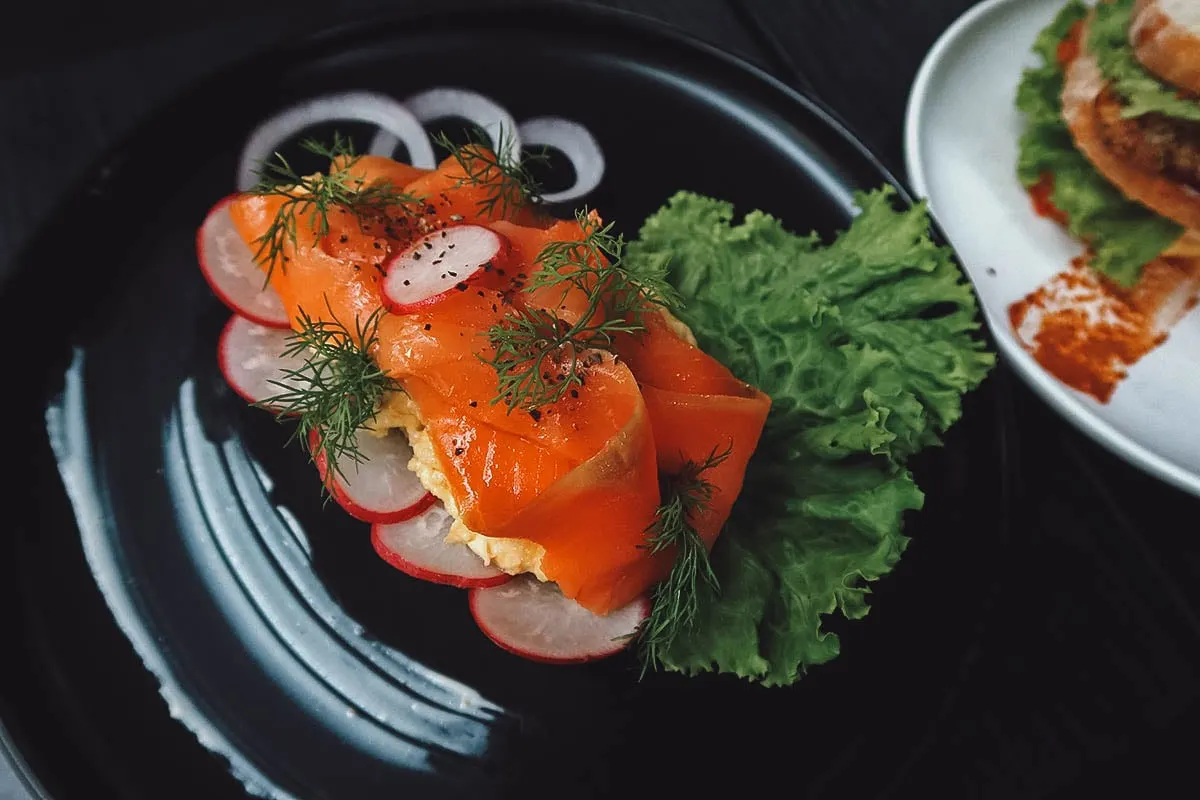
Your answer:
3;5;1007;798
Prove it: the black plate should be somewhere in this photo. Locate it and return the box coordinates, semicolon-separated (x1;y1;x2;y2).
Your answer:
1;4;1008;799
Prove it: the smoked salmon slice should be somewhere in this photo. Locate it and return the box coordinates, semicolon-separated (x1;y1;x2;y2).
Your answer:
616;311;771;553
226;147;768;615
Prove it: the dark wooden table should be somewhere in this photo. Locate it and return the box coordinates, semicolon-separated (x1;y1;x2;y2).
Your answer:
4;1;1200;798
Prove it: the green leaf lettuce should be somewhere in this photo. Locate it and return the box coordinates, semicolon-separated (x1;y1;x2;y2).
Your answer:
1091;0;1200;122
626;188;993;685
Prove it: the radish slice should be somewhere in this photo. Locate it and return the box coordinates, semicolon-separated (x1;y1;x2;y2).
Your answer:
197;196;291;328
469;576;650;664
381;226;508;313
371;504;511;589
217;314;307;409
311;428;435;524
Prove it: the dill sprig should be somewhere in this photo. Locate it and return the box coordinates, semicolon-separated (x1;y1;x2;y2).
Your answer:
250;132;423;281
257;299;400;490
529;208;681;323
432;126;548;218
484;309;644;413
482;209;681;412
637;444;732;677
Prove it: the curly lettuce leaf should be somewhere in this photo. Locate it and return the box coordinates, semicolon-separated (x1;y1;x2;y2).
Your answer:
1015;0;1182;287
625;188;993;685
1091;0;1200;122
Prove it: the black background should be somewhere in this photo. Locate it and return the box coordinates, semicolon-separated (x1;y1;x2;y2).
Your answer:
3;0;1200;798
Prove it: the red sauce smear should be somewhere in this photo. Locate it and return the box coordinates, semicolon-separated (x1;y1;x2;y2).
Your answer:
1057;19;1084;67
1029;173;1070;225
1008;252;1200;403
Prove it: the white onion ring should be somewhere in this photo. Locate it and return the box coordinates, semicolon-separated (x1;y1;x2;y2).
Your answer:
237;91;437;190
517;117;605;203
369;87;522;162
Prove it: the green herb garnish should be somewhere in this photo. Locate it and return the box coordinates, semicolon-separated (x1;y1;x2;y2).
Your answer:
250;133;423;281
432;126;548;219
637;444;731;676
258;299;400;490
481;209;679;412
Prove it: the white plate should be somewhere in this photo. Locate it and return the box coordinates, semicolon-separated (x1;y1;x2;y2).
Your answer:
904;0;1200;498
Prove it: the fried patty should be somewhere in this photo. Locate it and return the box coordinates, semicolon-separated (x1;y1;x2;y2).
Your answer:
1094;86;1200;191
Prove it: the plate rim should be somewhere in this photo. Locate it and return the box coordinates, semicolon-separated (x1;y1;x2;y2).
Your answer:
0;1;921;294
903;0;1200;500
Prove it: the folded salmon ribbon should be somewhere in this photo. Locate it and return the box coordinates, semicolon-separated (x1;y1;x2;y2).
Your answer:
229;150;770;614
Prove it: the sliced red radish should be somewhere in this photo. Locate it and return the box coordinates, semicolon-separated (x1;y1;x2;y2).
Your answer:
217;314;307;409
469;576;650;664
197;195;290;328
371;503;511;589
310;427;436;524
381;225;508;314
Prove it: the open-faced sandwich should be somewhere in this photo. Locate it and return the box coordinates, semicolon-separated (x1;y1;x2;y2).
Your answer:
1017;0;1200;288
198;130;992;684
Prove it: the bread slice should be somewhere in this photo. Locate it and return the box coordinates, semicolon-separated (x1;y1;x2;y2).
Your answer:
1131;0;1200;97
1062;27;1200;230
